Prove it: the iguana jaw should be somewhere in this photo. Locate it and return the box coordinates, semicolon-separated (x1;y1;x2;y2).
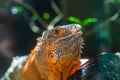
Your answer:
55;36;82;79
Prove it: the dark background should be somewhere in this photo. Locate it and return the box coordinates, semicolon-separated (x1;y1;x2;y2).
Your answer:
0;0;120;77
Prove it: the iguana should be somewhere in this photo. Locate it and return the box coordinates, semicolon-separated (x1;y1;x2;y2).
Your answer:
1;24;83;80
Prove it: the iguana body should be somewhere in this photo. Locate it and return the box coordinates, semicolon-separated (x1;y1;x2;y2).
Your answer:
1;24;83;80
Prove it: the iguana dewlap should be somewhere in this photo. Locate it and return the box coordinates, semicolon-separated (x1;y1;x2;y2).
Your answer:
1;24;83;80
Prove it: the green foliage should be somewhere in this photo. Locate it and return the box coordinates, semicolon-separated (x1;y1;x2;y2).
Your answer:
17;6;24;13
68;16;82;24
83;18;97;26
32;14;39;21
68;16;97;27
42;12;50;20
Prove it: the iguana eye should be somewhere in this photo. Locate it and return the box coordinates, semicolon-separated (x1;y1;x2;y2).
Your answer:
52;27;64;37
54;29;59;34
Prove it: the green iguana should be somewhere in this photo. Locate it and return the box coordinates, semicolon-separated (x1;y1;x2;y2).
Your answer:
1;24;83;80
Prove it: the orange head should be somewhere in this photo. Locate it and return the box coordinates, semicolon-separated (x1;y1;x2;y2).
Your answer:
34;24;83;78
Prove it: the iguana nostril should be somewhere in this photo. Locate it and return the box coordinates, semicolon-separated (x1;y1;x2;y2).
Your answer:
73;24;82;29
71;24;82;34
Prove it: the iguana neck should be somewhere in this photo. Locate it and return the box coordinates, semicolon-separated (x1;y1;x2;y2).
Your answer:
21;53;62;80
35;61;62;80
35;60;80;80
37;59;80;80
21;51;80;80
35;66;62;80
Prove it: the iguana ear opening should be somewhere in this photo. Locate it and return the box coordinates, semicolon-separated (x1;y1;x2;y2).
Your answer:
48;53;57;63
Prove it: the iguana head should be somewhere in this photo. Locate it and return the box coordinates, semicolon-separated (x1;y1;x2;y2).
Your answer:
35;24;83;79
